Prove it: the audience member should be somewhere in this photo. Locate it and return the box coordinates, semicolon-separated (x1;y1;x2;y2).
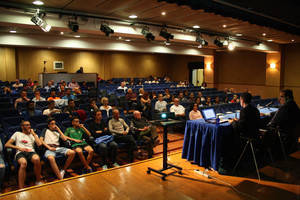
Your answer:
170;98;185;120
100;97;112;117
32;90;46;102
189;104;203;120
62;88;76;100
43;100;61;116
32;81;40;91
47;89;61;101
88;111;119;170
63;99;77;118
64;117;94;173
130;111;157;158
215;96;221;104
155;94;167;112
230;94;239;103
14;90;30;109
76;66;84;73
88;98;99;113
5;120;43;189
44;81;55;92
12;79;23;89
40;119;75;179
206;96;213;106
138;88;145;96
21;101;42;120
140;92;151;117
108;109;137;162
117;81;128;93
163;88;171;100
68;79;80;91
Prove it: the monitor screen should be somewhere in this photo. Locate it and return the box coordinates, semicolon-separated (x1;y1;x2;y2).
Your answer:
202;108;216;120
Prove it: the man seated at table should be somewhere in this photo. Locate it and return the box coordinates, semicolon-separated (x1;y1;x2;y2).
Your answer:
40;118;75;179
170;98;186;120
267;89;300;153
108;109;137;162
155;94;167;113
5;120;43;189
130;111;158;158
64;117;94;173
229;92;260;138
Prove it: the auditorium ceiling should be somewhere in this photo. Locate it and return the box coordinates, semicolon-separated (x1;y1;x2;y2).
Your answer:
0;0;299;45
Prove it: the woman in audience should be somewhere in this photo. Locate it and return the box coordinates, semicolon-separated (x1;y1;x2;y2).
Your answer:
140;92;151;118
88;110;119;170
189;103;203;120
100;97;112;117
138;88;145;97
32;90;46;102
43;100;61;116
40;118;75;180
163;88;171;100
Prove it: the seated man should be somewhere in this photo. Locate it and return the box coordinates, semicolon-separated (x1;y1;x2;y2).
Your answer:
189;103;203;120
32;90;46;102
89;110;119;170
267;89;300;153
5;120;43;189
229;93;260;138
63;99;77;118
125;88;138;110
44;81;55;92
14;90;30;109
12;79;24;89
43;100;61;116
155;94;167;112
64;117;94;173
170;98;186;120
47;89;61;101
62;88;76;100
21;100;42;120
108;109;137;162
117;81;128;93
40;118;75;179
88;98;99;113
68;79;80;91
130;111;158;158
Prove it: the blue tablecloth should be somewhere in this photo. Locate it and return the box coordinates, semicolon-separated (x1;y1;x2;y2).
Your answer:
182;119;233;170
182;107;278;171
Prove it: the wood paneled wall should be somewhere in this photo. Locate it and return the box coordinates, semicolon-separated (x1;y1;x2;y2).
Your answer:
0;47;16;81
13;47;203;81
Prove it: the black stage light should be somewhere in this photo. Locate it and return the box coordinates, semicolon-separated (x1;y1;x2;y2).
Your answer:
214;38;223;47
160;28;174;41
196;34;208;46
68;21;79;32
141;27;155;41
31;11;51;32
100;24;114;36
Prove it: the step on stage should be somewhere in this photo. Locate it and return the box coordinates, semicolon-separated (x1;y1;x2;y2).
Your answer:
0;152;298;200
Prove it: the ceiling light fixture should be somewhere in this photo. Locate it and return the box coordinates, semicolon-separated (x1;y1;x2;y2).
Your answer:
74;35;80;38
60;32;64;35
164;41;171;46
31;10;51;32
291;39;295;42
193;25;200;29
262;33;266;36
141;26;155;41
236;33;243;36
125;39;131;42
161;12;166;16
100;23;114;36
222;24;227;28
267;39;273;42
196;33;208;46
9;30;17;33
68;21;79;32
223;39;229;46
129;15;138;19
160;28;174;42
32;0;44;5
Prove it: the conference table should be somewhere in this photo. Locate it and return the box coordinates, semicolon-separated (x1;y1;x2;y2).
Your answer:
182;107;278;171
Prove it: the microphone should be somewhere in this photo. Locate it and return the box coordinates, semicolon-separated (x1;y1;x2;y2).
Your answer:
265;101;273;107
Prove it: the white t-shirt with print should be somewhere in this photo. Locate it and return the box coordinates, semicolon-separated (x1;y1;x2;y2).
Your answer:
43;129;60;146
11;131;36;155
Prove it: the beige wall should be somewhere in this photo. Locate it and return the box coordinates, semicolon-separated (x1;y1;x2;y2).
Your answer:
13;47;203;81
282;43;300;104
0;47;16;81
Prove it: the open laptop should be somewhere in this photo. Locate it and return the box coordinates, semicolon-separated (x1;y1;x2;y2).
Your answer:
201;108;229;124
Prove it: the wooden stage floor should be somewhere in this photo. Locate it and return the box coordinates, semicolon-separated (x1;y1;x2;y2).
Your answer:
0;151;299;200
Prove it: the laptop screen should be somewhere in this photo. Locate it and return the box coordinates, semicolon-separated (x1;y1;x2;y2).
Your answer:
202;108;216;120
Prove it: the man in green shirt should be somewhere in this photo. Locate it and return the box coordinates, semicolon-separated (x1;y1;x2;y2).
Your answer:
64;117;94;173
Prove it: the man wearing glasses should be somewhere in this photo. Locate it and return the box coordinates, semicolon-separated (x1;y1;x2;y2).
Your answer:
5;121;43;189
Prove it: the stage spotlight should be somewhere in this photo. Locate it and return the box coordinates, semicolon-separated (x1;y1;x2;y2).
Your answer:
228;42;235;51
31;11;51;32
160;28;174;41
68;21;79;32
223;39;229;46
196;33;208;46
214;38;223;47
141;27;155;41
100;24;114;36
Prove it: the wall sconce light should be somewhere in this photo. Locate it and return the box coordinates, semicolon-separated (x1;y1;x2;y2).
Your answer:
206;63;211;70
270;63;276;69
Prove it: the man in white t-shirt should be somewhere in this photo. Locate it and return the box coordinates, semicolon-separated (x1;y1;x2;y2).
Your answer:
43;100;61;116
155;94;167;112
5;120;43;189
117;81;128;93
170;98;186;120
40;118;75;180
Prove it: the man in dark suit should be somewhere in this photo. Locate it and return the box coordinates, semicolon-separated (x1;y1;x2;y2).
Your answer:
229;92;260;138
268;89;300;153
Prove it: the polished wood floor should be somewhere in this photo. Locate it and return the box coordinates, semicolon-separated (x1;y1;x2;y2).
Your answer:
0;151;299;200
